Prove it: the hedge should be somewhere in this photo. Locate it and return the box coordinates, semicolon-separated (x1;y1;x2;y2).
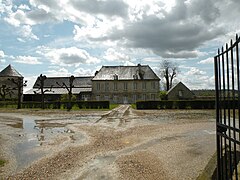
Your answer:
136;100;217;109
0;101;110;109
0;101;17;108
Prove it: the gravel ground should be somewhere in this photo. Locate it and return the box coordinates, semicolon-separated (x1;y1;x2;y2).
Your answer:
0;106;216;179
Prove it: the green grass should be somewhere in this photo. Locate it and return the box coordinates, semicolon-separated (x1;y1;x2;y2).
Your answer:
131;104;136;109
109;104;119;110
0;159;6;167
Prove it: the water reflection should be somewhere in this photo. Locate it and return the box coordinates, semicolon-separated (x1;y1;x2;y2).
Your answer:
10;116;75;171
5;117;23;129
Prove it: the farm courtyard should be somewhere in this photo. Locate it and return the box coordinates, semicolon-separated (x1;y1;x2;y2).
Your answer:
0;105;216;179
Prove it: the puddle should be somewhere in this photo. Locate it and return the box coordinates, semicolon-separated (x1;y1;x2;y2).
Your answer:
9;116;76;171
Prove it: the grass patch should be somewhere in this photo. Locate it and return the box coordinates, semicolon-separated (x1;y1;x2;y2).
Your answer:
109;104;119;110
131;104;136;109
0;159;6;167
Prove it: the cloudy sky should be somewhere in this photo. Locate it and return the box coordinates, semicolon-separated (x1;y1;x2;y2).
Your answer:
0;0;240;90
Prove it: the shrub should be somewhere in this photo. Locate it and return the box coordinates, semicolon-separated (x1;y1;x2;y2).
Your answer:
60;94;76;102
136;100;216;109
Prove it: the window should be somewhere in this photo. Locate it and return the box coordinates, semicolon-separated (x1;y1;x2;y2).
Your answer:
142;82;146;90
82;94;89;101
124;82;128;90
133;94;137;102
114;82;118;91
179;90;183;97
133;74;138;80
105;95;109;100
113;74;118;80
133;82;137;90
96;95;100;101
105;82;109;91
151;94;155;100
151;82;156;89
143;94;146;101
96;83;100;91
113;95;118;103
138;94;141;100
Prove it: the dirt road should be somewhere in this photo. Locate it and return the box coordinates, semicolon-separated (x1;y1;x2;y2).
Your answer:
0;105;216;179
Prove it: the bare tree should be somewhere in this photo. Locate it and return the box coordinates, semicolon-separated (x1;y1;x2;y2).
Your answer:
160;60;179;91
34;74;52;109
56;75;75;110
0;85;13;101
8;77;27;109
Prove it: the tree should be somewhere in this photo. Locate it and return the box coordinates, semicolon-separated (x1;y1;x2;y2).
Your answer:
34;74;52;109
56;75;75;110
8;77;27;109
0;85;13;101
160;60;179;91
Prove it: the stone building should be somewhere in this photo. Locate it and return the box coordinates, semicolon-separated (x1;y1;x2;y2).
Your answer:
0;64;24;100
167;82;195;100
24;76;93;101
91;64;160;104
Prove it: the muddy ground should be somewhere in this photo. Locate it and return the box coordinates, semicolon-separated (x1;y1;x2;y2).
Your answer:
0;105;216;179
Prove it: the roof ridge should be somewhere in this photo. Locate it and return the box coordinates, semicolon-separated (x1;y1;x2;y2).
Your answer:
102;65;148;67
42;76;94;79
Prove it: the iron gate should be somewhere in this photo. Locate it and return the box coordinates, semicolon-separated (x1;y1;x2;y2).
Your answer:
215;34;240;179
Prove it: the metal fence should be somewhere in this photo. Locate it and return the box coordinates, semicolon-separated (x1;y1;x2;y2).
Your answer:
215;34;240;179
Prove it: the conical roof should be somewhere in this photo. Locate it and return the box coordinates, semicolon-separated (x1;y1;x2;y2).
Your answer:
0;64;23;77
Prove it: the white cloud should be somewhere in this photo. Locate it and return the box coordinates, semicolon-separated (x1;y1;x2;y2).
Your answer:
15;56;42;64
103;48;130;62
186;67;206;76
178;72;215;90
17;38;26;43
4;9;39;40
45;67;71;77
0;50;5;58
73;16;124;42
74;67;94;76
19;25;39;40
0;50;6;63
18;4;30;11
0;0;13;15
44;47;101;67
4;9;25;27
198;57;214;64
123;61;135;66
143;57;162;63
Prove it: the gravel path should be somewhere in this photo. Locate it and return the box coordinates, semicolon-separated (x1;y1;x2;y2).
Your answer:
0;106;216;179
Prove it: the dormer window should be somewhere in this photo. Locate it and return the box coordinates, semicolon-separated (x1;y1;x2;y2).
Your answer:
113;74;118;80
133;74;138;80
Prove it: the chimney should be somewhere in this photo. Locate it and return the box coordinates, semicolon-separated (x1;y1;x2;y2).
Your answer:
95;71;99;76
137;64;144;80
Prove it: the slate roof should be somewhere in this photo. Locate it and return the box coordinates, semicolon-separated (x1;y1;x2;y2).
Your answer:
33;76;93;88
167;82;194;95
25;87;92;95
92;65;160;80
0;64;23;77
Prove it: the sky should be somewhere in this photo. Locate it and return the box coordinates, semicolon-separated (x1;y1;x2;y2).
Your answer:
0;0;240;91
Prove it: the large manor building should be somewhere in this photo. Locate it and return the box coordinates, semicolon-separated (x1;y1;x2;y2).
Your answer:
92;65;160;103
